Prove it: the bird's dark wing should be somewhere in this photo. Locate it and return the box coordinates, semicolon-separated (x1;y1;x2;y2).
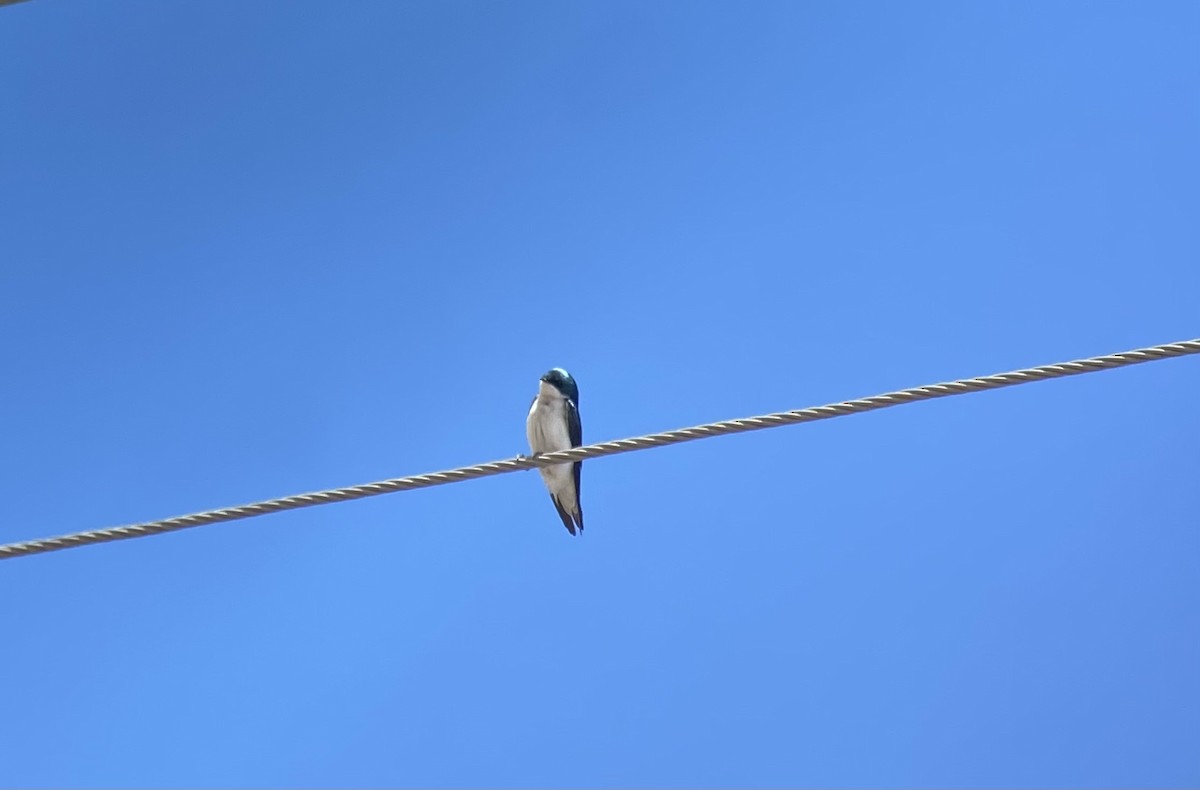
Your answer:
568;398;583;533
567;398;582;447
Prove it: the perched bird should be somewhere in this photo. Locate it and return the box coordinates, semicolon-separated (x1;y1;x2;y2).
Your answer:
526;367;584;535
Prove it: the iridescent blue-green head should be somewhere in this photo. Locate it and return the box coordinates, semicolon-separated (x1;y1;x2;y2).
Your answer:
540;367;579;404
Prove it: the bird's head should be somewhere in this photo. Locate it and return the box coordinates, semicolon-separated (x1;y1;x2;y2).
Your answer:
539;367;579;404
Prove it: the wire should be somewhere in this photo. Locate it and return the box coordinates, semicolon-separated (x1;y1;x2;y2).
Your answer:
2;338;1197;560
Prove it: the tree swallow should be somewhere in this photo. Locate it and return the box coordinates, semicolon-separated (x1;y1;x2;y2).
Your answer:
526;367;584;535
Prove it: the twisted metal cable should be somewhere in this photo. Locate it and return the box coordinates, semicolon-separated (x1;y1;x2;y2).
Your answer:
3;338;1197;560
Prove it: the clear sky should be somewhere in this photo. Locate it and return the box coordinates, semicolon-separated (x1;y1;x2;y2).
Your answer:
2;2;1198;787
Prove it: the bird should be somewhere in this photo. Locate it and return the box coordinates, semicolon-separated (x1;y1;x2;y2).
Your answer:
526;367;584;535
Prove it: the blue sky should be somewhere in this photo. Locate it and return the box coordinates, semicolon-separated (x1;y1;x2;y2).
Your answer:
2;1;1198;786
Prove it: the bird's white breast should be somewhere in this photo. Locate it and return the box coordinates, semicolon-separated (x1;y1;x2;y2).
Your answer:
527;385;574;493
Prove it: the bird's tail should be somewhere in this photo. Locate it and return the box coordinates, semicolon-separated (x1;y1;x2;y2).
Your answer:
551;495;578;536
